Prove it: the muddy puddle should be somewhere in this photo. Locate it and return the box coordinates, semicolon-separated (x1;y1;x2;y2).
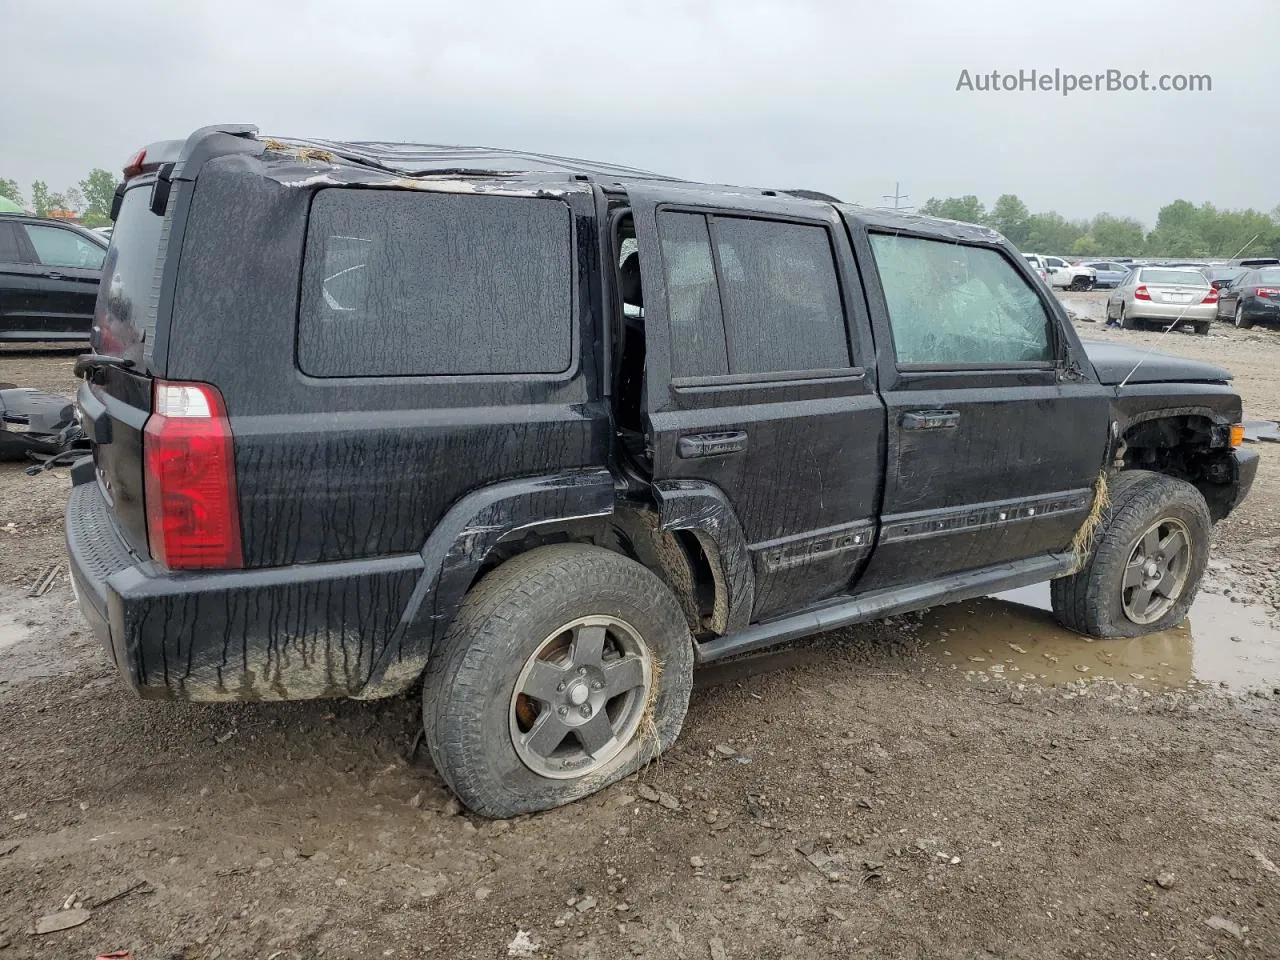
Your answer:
924;584;1280;693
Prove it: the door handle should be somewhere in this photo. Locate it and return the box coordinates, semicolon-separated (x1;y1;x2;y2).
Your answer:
677;430;748;458
902;410;960;431
45;272;64;280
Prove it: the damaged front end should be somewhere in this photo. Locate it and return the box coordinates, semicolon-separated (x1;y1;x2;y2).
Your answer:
0;386;89;468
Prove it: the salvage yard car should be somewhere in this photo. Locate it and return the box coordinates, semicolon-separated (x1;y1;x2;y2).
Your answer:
1104;266;1218;334
65;126;1257;818
0;212;107;341
1214;265;1280;329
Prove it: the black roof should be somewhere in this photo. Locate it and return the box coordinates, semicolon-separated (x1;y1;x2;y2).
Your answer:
268;137;677;181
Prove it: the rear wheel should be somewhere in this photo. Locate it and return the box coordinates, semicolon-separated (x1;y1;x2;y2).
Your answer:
422;544;694;818
1235;304;1254;330
1051;471;1211;639
1118;304;1136;330
1194;320;1211;336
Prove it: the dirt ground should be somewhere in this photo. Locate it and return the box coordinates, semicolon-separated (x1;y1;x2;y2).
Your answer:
2;308;1280;960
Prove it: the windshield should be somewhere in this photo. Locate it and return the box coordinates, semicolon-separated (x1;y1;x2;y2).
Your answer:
1139;269;1208;286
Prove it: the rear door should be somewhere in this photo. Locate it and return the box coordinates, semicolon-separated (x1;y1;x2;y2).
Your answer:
19;222;104;336
0;220;43;337
630;188;886;620
846;222;1111;592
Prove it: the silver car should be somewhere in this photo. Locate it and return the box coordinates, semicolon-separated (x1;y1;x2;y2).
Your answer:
1104;267;1217;335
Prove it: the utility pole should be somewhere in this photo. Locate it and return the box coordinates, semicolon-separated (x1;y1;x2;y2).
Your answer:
881;182;911;211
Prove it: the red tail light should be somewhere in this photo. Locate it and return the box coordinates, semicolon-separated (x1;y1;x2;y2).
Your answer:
1201;289;1218;304
1134;285;1151;301
143;380;243;570
1256;287;1280;298
123;148;147;179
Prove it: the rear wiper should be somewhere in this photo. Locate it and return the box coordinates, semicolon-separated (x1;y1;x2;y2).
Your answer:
74;353;136;380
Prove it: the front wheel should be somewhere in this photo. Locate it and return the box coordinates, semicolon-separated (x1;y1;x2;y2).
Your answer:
1051;471;1211;638
422;544;694;818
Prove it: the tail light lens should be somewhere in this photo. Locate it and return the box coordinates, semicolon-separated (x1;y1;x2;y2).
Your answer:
143;380;243;570
1201;289;1218;304
1134;285;1151;300
1256;287;1280;298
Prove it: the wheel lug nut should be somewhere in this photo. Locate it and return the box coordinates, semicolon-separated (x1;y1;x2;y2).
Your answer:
556;682;566;692
557;706;568;717
577;666;588;675
591;680;603;690
579;705;592;718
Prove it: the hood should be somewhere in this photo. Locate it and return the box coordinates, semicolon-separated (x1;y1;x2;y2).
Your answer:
1082;341;1232;385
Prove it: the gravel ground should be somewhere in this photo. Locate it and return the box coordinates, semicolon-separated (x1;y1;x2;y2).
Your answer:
1;311;1279;960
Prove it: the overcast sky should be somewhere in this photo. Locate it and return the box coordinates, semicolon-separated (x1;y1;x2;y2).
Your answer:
2;0;1276;226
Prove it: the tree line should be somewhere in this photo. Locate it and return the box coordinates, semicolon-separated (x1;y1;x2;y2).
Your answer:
918;194;1280;259
0;170;119;229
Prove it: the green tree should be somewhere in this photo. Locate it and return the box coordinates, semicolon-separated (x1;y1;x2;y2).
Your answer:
1145;226;1206;258
0;178;22;208
1070;235;1101;256
1089;214;1146;257
1024;211;1087;255
30;180;50;217
987;194;1031;247
919;195;987;224
79;168;118;220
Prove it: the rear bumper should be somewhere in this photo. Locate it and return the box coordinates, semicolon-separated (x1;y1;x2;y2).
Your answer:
66;475;424;701
1243;299;1280;322
1126;300;1217;322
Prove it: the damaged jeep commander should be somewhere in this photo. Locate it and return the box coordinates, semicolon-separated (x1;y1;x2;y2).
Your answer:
65;126;1257;817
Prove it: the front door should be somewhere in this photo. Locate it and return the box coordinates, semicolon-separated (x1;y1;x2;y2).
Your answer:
846;223;1111;592
19;222;105;336
630;189;886;621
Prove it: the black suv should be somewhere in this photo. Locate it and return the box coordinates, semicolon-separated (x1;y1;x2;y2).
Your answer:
0;213;107;341
66;126;1257;818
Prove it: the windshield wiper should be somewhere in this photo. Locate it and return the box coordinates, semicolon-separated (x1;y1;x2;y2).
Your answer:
74;353;136;380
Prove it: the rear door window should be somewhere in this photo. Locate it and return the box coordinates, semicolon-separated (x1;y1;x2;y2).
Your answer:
298;189;573;377
655;211;850;378
23;224;105;269
869;233;1053;366
0;222;27;263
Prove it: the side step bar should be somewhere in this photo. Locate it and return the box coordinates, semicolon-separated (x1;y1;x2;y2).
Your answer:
694;553;1073;664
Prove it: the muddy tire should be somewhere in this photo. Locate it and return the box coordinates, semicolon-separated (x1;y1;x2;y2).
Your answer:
1194;320;1211;336
1118;304;1136;330
422;544;694;818
1051;470;1211;639
1235;304;1254;330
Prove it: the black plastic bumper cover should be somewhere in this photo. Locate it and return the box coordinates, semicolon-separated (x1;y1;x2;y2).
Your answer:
66;480;423;701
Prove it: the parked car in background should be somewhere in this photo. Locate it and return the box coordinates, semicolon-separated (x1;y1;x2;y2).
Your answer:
1104;266;1217;334
1024;254;1097;290
1215;266;1280;329
92;226;113;241
1082;261;1131;288
1236;257;1280;269
1202;265;1247;291
0;214;107;341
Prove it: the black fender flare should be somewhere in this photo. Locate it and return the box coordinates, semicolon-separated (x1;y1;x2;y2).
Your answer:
355;468;615;698
652;479;754;636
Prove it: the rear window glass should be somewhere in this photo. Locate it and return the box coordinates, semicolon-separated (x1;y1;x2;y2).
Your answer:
91;184;166;364
298;190;573;377
1258;268;1280;284
1138;269;1207;285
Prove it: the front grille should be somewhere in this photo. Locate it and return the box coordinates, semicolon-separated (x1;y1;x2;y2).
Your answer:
67;481;138;584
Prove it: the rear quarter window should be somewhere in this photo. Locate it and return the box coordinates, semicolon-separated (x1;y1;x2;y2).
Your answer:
298;189;573;377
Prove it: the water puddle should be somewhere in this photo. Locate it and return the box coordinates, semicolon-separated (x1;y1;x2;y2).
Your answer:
923;584;1280;693
0;612;64;690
